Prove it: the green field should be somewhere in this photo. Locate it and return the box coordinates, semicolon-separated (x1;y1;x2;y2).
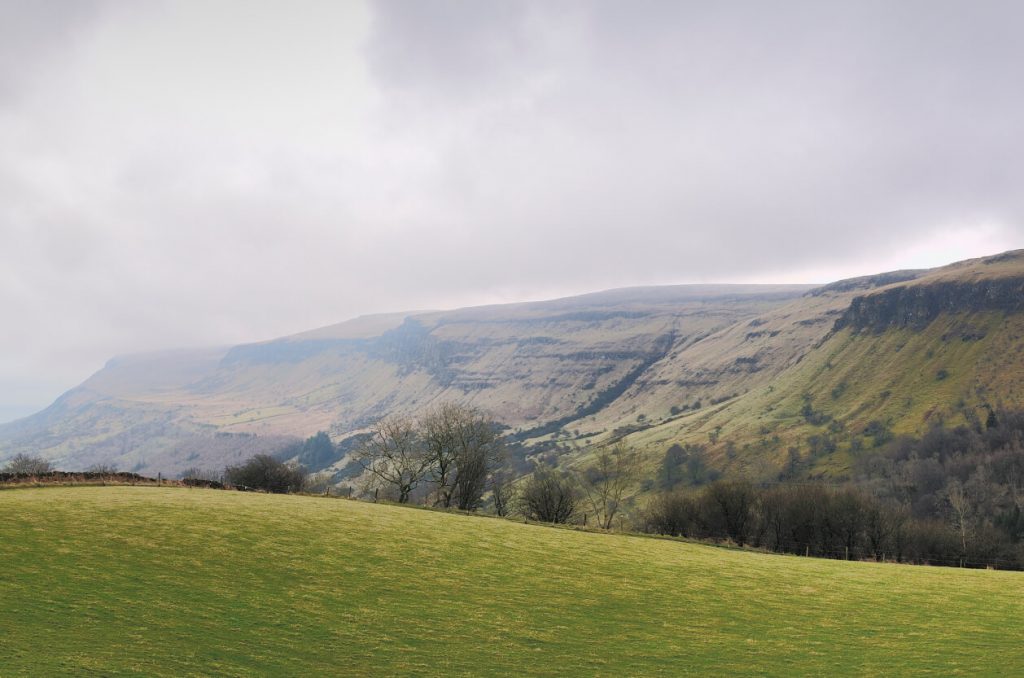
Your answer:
1;487;1022;676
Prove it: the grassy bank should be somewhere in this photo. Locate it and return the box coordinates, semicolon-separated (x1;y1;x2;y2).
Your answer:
1;486;1021;675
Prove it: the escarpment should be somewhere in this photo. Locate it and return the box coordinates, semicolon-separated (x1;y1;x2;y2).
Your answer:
835;277;1024;332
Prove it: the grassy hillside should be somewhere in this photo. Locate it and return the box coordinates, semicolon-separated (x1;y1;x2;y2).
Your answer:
620;312;1024;472
1;486;1022;675
591;253;1024;481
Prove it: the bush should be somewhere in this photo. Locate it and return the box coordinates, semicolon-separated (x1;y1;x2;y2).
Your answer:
521;465;578;523
224;455;307;493
2;454;53;474
644;492;696;537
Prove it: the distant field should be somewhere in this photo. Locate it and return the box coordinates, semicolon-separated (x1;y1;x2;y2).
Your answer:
1;487;1022;676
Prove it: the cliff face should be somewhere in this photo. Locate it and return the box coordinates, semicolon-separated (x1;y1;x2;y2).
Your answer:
835;277;1024;332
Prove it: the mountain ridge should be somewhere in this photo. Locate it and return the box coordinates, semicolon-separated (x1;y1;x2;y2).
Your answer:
3;251;1024;480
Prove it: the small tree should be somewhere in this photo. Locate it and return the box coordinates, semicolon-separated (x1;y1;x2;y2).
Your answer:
355;415;431;503
421;403;503;511
580;443;639;529
702;479;756;546
946;480;973;557
521;465;578;524
826;489;868;559
2;454;53;474
451;438;490;511
422;404;461;508
644;491;697;537
659;444;686;489
864;500;905;560
490;468;516;517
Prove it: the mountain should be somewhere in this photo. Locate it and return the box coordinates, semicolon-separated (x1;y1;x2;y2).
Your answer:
3;250;1024;480
0;285;809;474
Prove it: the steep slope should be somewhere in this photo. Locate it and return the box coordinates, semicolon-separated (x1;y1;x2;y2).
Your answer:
0;285;808;474
606;251;1024;480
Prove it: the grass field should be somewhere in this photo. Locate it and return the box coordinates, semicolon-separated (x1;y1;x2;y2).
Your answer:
1;487;1022;676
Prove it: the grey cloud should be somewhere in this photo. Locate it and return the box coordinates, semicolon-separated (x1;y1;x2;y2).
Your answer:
0;0;1021;421
363;0;1024;272
366;0;540;99
0;0;103;103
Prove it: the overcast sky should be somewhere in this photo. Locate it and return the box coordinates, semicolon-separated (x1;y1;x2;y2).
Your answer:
2;0;1021;422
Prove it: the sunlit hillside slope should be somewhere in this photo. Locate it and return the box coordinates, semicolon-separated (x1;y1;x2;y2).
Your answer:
608;250;1024;478
1;486;1021;676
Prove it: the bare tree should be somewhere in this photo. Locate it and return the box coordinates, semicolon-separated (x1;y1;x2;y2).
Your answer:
863;499;903;560
826;489;868;559
521;465;578;523
946;480;973;557
579;443;639;529
2;454;53;474
452;440;489;511
490;467;516;517
421;403;503;511
703;479;756;546
422;403;461;508
355;415;431;504
643;490;697;537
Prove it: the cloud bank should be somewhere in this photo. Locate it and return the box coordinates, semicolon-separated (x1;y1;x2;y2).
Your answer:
1;0;1020;420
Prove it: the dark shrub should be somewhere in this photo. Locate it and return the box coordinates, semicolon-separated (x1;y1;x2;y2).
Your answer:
521;465;578;523
224;455;307;493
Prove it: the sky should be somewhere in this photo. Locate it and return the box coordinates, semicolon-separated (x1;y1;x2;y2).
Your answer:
2;0;1022;423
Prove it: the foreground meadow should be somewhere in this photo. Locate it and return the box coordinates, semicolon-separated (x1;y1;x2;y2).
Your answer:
1;486;1021;676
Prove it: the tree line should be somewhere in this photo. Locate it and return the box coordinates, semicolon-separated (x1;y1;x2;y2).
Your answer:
643;479;1022;568
638;407;1024;569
